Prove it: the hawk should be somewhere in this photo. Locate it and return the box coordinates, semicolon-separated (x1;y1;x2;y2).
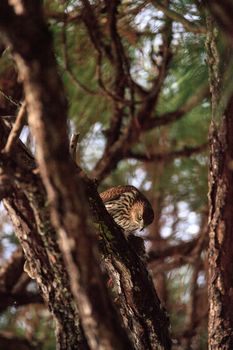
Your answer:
100;185;154;236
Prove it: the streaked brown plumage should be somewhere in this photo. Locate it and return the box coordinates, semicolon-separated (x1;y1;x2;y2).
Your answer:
100;185;154;236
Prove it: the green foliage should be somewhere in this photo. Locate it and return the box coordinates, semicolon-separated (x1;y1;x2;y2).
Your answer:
0;0;214;348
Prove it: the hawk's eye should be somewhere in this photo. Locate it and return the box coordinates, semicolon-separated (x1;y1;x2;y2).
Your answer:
138;215;143;221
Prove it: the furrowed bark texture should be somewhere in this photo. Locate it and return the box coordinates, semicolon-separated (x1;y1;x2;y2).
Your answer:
4;195;89;350
0;117;171;350
202;0;233;41
0;122;88;350
0;121;88;350
208;97;233;349
207;16;233;350
0;1;171;349
0;2;133;350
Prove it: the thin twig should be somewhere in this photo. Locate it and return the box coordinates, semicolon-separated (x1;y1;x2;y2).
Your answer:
70;132;80;163
0;89;21;107
69;132;86;176
92;4;173;181
96;51;130;104
66;67;97;95
124;143;208;162
2;101;27;156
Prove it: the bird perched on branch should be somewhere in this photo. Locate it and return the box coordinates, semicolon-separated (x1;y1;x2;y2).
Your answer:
100;185;154;236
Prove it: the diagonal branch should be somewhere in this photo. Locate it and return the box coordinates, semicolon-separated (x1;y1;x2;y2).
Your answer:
0;2;134;349
92;84;208;181
143;83;209;131
202;0;233;40
92;3;173;181
151;0;206;34
103;0;132;147
2;101;26;156
81;0;113;60
0;247;25;292
0;291;43;313
0;120;88;349
124;143;208;162
147;237;199;263
0;2;173;349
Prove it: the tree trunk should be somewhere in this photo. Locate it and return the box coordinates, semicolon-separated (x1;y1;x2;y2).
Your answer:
0;1;171;349
208;96;233;349
207;15;233;350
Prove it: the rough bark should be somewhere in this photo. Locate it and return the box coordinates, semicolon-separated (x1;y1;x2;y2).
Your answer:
0;117;171;349
0;1;171;349
0;121;88;350
207;15;233;350
202;0;233;41
208;96;233;349
0;2;134;349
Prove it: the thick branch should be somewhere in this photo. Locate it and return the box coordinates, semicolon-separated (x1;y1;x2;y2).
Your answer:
0;2;172;349
92;84;208;181
104;0;132;147
0;3;133;349
0;291;43;313
3;192;88;350
143;84;209;131
0;247;24;292
92;7;173;181
0;106;172;350
202;0;233;41
147;237;199;263
81;0;113;60
0;120;88;350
